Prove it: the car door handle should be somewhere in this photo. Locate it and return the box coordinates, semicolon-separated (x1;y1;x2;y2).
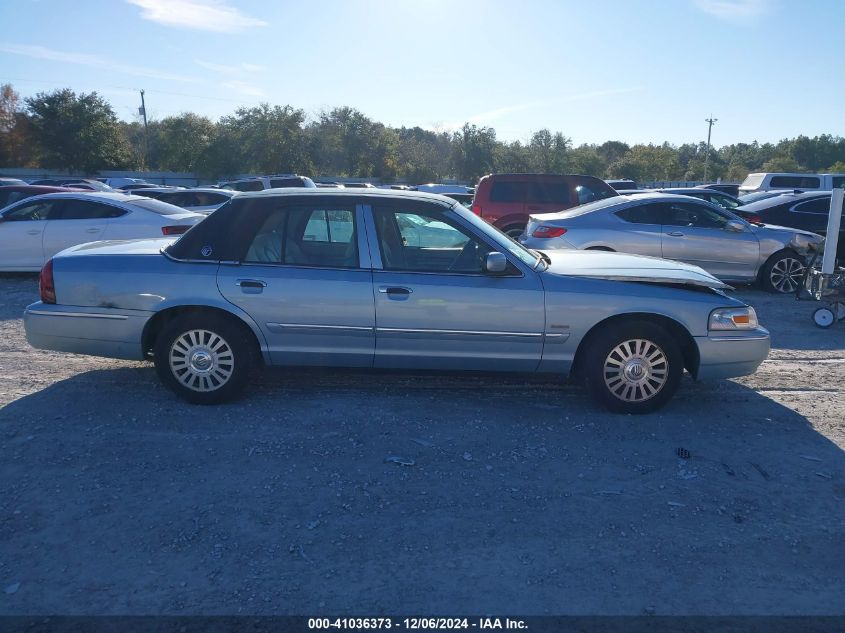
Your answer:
27;229;41;235
236;279;267;288
666;231;685;237
378;286;413;295
85;228;101;233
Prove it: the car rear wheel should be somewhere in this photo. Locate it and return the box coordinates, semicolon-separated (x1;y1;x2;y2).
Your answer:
503;224;526;239
761;250;805;294
583;321;683;414
154;314;255;404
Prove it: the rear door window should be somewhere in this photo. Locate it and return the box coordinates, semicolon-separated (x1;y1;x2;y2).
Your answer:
527;182;570;204
54;199;126;219
232;180;264;192
490;181;529;203
770;175;821;188
269;177;305;188
244;206;358;268
663;202;729;229
615;203;663;224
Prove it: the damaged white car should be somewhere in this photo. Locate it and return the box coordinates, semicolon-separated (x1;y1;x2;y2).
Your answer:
25;189;770;414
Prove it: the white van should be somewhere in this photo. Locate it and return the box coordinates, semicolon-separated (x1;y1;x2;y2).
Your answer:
739;172;845;194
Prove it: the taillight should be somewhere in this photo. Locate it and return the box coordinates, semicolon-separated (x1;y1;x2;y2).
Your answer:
747;215;762;224
161;225;190;236
531;226;567;238
39;258;56;304
471;203;482;216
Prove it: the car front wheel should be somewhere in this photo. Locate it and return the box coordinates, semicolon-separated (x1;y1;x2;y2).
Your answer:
761;250;805;294
583;321;683;414
154;314;255;404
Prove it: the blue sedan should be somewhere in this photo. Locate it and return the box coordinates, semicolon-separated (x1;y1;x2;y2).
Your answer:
24;189;769;413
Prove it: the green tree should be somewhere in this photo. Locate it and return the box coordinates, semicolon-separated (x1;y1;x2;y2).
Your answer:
155;113;215;173
217;103;310;176
612;144;681;182
761;155;804;172
25;88;131;173
451;123;496;182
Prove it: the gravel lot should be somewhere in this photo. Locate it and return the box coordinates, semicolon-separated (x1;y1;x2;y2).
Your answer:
0;274;843;616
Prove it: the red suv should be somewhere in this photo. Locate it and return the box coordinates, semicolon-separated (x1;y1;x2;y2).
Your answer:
471;173;618;237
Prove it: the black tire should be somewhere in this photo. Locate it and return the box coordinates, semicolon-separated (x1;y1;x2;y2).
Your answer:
583;321;683;414
503;224;526;239
153;313;256;404
760;250;805;294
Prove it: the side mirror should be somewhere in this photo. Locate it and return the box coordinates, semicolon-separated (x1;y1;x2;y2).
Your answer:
725;220;745;232
485;252;508;273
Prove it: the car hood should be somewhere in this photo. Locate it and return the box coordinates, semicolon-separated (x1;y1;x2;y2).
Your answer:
539;249;731;289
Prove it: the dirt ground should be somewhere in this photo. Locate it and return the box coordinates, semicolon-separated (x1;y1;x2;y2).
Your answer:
0;274;843;616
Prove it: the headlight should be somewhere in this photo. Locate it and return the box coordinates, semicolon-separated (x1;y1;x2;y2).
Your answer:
709;307;759;331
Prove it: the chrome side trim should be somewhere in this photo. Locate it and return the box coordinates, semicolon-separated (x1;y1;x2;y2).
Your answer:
707;335;770;342
544;333;570;342
266;322;374;332
376;327;541;338
26;310;129;320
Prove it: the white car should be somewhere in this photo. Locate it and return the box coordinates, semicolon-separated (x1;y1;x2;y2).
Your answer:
0;192;205;271
133;188;238;214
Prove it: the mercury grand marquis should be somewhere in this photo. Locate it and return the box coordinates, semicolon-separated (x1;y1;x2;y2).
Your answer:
24;189;770;414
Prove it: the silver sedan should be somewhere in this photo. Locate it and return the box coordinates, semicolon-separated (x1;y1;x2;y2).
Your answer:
520;193;823;293
24;189;770;414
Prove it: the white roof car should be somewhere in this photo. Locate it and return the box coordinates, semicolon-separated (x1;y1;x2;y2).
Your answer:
739;172;845;194
0;192;205;271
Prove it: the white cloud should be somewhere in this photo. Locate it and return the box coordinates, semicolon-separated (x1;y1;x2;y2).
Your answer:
195;59;266;74
692;0;770;20
222;80;265;97
0;43;200;82
128;0;268;33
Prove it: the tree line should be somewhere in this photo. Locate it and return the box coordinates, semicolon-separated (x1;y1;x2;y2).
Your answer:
1;84;844;183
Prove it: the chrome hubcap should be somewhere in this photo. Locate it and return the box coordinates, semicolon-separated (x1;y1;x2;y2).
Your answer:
169;329;234;392
770;257;804;293
603;339;668;403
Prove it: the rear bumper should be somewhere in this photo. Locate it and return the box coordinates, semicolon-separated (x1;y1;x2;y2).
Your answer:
694;327;770;380
24;302;150;361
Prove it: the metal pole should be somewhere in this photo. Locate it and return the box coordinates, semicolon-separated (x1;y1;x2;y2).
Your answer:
822;188;843;275
704;116;717;182
140;89;149;170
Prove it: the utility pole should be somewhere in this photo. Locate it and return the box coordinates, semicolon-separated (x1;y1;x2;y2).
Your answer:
139;89;149;170
703;115;717;182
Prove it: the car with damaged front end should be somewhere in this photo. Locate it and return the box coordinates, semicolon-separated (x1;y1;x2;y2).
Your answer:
24;189;770;414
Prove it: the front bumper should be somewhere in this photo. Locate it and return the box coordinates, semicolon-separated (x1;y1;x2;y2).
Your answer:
694;326;770;380
24;302;150;361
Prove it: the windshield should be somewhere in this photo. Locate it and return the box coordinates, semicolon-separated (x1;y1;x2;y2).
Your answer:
451;202;543;269
128;198;191;216
741;174;765;188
